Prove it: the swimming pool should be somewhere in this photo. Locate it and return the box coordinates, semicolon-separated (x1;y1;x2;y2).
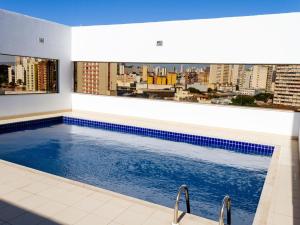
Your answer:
0;117;272;225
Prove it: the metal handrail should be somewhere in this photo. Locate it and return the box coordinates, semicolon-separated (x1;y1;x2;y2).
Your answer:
219;195;231;225
172;185;191;225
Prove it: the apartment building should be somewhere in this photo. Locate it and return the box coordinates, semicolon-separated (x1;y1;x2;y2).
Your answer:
76;62;117;95
274;65;300;107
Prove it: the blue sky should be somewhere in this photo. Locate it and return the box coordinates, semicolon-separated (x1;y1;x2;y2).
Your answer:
0;0;299;26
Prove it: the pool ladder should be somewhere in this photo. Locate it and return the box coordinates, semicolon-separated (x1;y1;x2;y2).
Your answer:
171;185;231;225
172;185;190;225
219;195;231;225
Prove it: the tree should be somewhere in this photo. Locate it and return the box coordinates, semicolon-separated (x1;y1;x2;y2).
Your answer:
231;95;256;106
187;87;201;94
207;88;213;93
254;93;273;103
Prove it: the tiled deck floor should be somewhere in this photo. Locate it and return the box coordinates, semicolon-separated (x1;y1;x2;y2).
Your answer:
0;110;299;225
0;161;217;225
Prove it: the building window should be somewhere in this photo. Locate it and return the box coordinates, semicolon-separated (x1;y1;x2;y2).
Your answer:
0;54;59;95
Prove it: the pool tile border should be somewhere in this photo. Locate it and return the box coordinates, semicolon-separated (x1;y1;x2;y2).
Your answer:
0;116;63;134
62;116;274;156
0;116;274;156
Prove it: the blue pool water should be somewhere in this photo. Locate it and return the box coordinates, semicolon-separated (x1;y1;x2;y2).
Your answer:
0;124;270;225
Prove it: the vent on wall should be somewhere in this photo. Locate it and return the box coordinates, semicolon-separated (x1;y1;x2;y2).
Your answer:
39;37;45;44
156;40;163;47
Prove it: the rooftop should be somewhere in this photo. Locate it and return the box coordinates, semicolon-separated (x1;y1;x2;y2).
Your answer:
0;8;300;225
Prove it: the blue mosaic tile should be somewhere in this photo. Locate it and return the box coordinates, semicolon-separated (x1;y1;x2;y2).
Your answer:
0;116;275;156
0;117;63;134
63;116;275;156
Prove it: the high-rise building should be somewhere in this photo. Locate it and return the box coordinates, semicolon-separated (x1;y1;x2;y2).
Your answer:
161;67;167;76
209;64;232;85
273;65;300;107
38;61;48;91
180;65;184;73
250;65;269;90
15;64;25;84
239;69;252;90
197;70;209;85
231;65;245;86
155;67;160;76
8;64;25;85
142;65;148;82
76;62;117;95
8;67;14;84
25;59;38;91
119;64;125;75
266;65;276;92
48;61;57;92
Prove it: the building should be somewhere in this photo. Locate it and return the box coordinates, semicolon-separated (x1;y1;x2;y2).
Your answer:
197;68;209;85
180;64;184;73
119;64;125;75
174;87;193;101
8;67;14;84
167;72;177;85
155;67;160;76
231;65;245;86
76;62;117;95
48;61;58;92
237;88;256;96
250;65;269;90
147;76;154;85
161;67;167;76
239;69;252;90
142;65;148;82
209;64;232;85
266;65;276;92
25;59;38;91
156;76;167;85
37;61;48;91
273;65;300;107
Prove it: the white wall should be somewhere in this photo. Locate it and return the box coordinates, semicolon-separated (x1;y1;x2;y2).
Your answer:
0;9;72;117
72;13;300;64
71;12;300;137
72;93;300;137
1;10;299;137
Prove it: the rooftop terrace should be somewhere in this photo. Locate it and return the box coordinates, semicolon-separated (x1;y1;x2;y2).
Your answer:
0;8;300;225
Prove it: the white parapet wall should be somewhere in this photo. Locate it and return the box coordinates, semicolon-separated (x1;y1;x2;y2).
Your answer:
71;12;300;137
0;9;72;117
72;13;300;64
72;93;300;137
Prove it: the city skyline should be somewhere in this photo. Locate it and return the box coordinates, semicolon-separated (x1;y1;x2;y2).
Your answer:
0;55;58;94
74;62;300;110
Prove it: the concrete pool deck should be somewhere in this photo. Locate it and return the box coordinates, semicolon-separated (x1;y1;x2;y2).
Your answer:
0;110;299;225
0;160;217;225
